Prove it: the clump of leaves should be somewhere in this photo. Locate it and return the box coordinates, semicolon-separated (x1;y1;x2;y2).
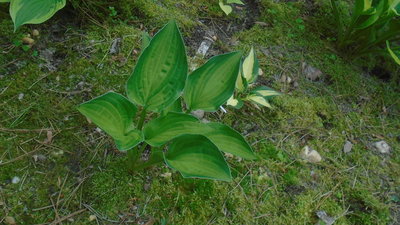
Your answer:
78;21;256;182
227;47;282;109
331;0;400;64
1;0;66;31
219;0;244;15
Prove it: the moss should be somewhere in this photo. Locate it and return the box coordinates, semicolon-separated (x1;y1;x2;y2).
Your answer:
1;0;399;224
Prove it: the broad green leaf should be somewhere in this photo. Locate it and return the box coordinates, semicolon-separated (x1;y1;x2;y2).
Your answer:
387;41;400;65
77;92;143;150
184;51;242;112
247;95;272;108
0;0;10;3
205;122;255;159
126;21;188;112
251;86;282;99
10;0;66;31
164;134;232;181
144;112;256;159
161;97;183;116
219;0;233;15
141;32;152;50
143;112;200;146
227;0;245;4
242;47;259;84
226;95;244;109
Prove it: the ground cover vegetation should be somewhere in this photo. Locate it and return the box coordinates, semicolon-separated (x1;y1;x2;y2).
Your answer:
0;0;399;224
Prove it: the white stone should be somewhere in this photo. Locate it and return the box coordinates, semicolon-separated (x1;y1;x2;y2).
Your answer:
373;141;390;154
18;93;24;100
300;146;322;163
12;176;20;184
343;140;353;153
191;110;205;119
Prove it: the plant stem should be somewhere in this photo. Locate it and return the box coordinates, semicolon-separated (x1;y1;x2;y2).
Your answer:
137;108;147;130
131;149;164;171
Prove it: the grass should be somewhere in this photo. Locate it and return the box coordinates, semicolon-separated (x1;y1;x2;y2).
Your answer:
1;0;399;224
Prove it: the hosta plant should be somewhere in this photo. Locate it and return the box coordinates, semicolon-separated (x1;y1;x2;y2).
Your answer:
219;0;244;15
77;21;256;182
227;47;282;109
1;0;66;31
330;0;400;65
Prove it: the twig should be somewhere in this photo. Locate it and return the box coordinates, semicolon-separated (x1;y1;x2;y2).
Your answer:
0;127;55;133
49;208;86;225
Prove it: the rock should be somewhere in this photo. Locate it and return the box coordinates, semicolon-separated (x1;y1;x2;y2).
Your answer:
300;146;322;163
191;110;205;119
22;37;35;45
372;141;390;154
12;176;20;184
316;211;336;225
18;93;24;100
5;216;16;225
109;38;122;55
302;62;322;81
343;140;353;153
89;215;97;222
197;40;213;56
32;29;40;37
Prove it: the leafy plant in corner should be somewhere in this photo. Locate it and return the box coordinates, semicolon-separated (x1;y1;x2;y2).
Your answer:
77;21;257;182
227;47;282;109
330;0;400;65
219;0;244;15
1;0;66;31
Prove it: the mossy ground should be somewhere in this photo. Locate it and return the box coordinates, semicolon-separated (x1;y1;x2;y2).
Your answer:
1;0;399;224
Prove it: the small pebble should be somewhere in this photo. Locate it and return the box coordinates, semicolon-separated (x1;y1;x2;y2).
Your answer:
372;141;390;154
343;140;353;153
32;29;40;37
22;37;35;45
89;215;97;221
300;146;322;163
191;110;205;119
5;216;16;225
18;93;24;100
12;176;21;184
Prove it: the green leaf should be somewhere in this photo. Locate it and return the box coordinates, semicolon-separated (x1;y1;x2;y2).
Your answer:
77;92;143;151
227;0;245;4
161;97;183;116
143;113;201;146
247;95;272;108
242;47;259;84
126;21;188;112
164;134;232;181
0;0;10;3
387;41;400;65
219;0;233;15
184;51;242;112
205;122;255;159
10;0;66;31
251;86;282;99
144;112;256;159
